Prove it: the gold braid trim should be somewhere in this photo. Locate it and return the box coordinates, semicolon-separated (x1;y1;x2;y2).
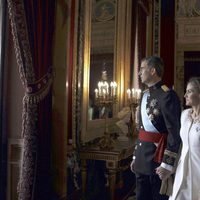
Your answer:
164;149;178;158
163;149;178;166
7;0;35;85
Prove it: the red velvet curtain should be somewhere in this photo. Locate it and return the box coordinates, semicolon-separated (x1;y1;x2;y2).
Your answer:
7;1;56;199
160;0;175;87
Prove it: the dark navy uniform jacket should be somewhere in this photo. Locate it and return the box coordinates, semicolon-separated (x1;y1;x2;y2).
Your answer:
134;81;181;175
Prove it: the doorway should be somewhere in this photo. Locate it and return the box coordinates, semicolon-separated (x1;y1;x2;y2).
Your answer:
183;51;200;108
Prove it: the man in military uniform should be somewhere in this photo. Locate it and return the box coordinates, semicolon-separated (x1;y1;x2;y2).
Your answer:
130;56;181;200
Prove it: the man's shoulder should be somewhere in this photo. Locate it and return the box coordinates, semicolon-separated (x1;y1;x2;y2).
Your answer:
154;85;170;96
156;85;180;102
160;85;179;97
161;85;170;92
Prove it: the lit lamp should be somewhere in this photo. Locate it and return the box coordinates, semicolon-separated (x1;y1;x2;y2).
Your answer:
127;88;141;136
95;81;117;101
94;71;117;150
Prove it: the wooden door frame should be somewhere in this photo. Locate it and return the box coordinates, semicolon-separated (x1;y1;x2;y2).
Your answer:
0;1;7;199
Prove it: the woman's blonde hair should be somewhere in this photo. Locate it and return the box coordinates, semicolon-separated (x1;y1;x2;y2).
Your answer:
188;77;200;93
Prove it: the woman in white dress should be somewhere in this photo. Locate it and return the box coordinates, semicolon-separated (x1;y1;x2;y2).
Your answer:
169;77;200;200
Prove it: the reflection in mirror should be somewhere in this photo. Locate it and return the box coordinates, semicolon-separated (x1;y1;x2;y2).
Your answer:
81;0;132;142
88;0;116;120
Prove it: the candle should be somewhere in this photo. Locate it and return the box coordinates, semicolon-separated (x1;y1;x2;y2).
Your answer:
94;79;117;101
131;88;135;100
110;82;114;96
94;89;98;98
113;81;117;96
98;81;104;96
98;82;101;96
127;89;131;99
136;89;141;102
102;89;106;99
127;87;141;103
104;81;109;94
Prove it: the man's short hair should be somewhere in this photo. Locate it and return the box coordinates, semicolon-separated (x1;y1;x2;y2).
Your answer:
141;56;164;78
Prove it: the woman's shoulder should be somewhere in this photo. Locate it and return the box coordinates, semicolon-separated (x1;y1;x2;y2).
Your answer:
181;108;191;114
181;108;192;120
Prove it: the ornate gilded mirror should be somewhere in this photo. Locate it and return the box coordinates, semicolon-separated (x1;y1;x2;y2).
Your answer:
78;0;132;143
89;0;116;121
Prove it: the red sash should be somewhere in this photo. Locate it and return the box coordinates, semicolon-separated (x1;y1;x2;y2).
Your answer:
139;129;167;163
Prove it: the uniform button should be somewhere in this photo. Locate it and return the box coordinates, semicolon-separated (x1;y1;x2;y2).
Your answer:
140;126;143;129
139;143;142;146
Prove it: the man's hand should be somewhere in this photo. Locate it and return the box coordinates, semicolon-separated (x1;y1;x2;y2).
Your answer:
156;166;171;180
130;160;135;173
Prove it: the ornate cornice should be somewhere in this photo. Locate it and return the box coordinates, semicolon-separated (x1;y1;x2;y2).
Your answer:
177;0;200;17
176;17;200;44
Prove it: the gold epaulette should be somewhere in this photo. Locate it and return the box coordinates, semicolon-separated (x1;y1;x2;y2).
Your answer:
161;85;169;92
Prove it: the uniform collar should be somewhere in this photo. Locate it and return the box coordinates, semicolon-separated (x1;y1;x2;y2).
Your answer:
149;81;163;91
